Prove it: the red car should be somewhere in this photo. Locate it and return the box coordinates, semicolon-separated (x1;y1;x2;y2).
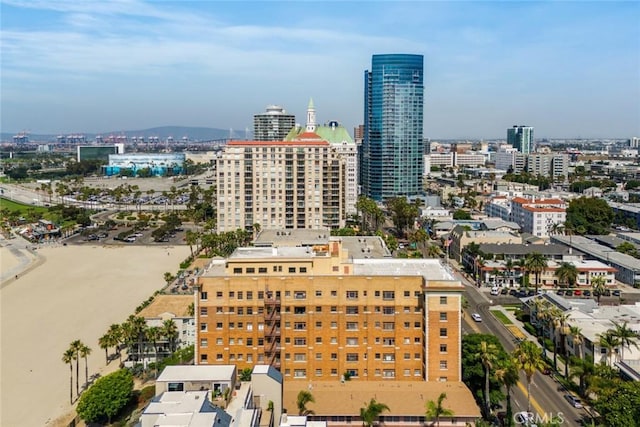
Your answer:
574;289;582;296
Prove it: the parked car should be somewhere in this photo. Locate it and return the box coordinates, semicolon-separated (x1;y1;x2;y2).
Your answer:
490;287;500;296
471;313;483;322
604;289;612;296
500;288;509;295
509;289;518;296
556;289;565;296
574;289;582;296
612;290;621;297
564;394;583;408
583;290;591;297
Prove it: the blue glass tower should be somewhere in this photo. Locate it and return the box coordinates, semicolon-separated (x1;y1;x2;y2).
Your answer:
361;54;424;201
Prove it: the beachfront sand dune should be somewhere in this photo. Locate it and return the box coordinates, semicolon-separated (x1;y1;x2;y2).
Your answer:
0;244;190;426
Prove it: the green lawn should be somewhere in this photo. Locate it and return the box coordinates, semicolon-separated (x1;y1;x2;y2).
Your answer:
0;197;49;214
490;309;513;325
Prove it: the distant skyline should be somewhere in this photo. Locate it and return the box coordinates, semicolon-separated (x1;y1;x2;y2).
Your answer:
1;1;639;139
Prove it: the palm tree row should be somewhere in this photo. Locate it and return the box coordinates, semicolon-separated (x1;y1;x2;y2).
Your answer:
61;340;92;404
98;317;179;373
296;389;453;426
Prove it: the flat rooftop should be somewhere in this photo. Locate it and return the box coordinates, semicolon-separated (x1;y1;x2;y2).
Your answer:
157;365;236;382
137;294;193;318
283;381;480;418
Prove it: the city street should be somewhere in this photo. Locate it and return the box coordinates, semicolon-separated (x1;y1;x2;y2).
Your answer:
455;265;591;426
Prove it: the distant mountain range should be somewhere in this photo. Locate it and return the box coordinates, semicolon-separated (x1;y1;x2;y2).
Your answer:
2;126;251;142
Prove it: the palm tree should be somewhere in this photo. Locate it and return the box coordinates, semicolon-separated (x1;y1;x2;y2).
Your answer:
185;230;198;257
425;392;453;427
98;332;111;364
591;275;607;305
505;259;515;287
359;398;390;427
610;321;640;361
70;340;83;396
476;341;499;417
78;343;91;390
555;262;578;289
146;326;162;378
525;252;548;294
161;319;179;353
517;258;528;287
296;390;315;416
107;323;123;364
495;359;519;427
62;349;75;404
513;340;544;413
570;357;595;398
597;331;620;366
569;325;584;375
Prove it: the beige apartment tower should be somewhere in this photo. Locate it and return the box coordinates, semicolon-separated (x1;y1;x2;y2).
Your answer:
195;237;463;383
216;134;346;232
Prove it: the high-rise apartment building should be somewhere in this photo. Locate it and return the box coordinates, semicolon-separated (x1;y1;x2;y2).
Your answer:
286;101;359;215
215;134;345;232
194;236;463;382
253;105;296;141
362;54;424;201
507;125;534;154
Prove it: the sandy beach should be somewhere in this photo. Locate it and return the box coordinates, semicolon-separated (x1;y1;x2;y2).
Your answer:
0;243;190;426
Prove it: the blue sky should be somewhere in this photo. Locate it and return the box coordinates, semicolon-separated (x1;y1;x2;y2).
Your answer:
1;0;639;139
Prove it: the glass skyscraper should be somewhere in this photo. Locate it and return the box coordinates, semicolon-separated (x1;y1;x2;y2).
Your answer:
361;54;424;202
507;125;534;154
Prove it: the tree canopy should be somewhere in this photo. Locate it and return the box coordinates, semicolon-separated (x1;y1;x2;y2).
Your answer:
461;334;508;412
76;369;133;424
593;381;640;427
452;209;472;220
565;197;613;235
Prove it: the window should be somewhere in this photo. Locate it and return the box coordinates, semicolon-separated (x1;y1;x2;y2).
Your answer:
288;267;296;273
316;337;322;344
200;307;208;316
346;337;358;346
246;268;255;274
294;291;306;299
346;306;359;315
200;292;208;300
294;369;306;378
294;322;306;330
331;290;337;297
440;328;447;338
404;369;411;377
440;360;448;370
331;368;338;376
404;353;410;360
375;291;380;297
258;291;264;299
346;291;358;299
229;291;235;298
247;338;253;346
238;307;244;315
200;339;208;348
383;322;395;330
382;370;395;378
382;291;395;300
200;323;208;332
316;306;322;312
382;338;395;346
200;354;208;363
440;296;447;304
294;338;306;346
247;291;253;299
331;306;337;313
294;353;306;361
168;382;184;392
300;267;307;273
233;268;242;274
404;291;410;297
404;322;410;328
346;322;358;330
258;267;267;273
331;353;338;360
238;291;243;299
440;344;447;353
315;321;322;328
216;307;223;314
346;353;359;362
294;306;306;314
439;312;447;321
415;353;421;359
331;321;338;328
383;307;394;315
383;353;395;361
316;353;322;360
315;290;322;297
414;322;421;328
216;291;223;298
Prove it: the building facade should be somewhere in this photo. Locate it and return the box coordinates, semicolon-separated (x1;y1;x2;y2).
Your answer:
286;101;359;215
253;105;296;141
103;153;185;177
507;125;534;154
216;135;345;232
195;239;463;383
510;197;566;237
362;54;424;201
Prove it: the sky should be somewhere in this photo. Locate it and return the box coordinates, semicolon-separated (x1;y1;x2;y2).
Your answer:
1;1;639;139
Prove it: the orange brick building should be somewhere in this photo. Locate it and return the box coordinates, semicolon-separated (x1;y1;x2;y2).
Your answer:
195;236;463;383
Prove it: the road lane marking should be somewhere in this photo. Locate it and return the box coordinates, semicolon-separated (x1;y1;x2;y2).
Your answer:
517;380;545;416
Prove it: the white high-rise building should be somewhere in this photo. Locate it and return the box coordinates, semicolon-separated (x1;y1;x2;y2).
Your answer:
253;105;296;141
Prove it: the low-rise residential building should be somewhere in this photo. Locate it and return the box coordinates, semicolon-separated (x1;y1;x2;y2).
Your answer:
449;226;520;263
608;201;640;230
551;235;640;287
282;380;480;427
137;294;196;348
510;197;566;238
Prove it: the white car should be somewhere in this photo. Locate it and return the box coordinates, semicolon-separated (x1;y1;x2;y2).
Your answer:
490;287;500;296
471;313;482;322
565;394;583;408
